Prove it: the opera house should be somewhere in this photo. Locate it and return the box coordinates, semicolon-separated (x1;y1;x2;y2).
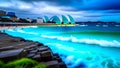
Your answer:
43;15;75;24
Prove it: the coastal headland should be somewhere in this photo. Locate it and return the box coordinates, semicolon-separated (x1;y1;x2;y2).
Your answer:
0;32;67;68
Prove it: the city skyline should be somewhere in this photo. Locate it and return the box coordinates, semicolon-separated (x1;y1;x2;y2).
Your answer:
0;0;120;22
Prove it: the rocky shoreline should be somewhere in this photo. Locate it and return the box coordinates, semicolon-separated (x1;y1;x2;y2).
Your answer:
0;32;67;68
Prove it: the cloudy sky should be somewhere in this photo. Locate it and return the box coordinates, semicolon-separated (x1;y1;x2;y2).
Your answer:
0;0;120;22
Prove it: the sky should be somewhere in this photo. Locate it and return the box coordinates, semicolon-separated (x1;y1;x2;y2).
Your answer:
0;0;120;22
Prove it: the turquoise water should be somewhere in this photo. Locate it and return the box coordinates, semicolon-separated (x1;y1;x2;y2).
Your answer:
4;26;120;68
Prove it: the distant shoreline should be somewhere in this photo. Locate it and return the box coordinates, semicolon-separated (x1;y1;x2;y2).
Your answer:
0;22;77;26
0;22;78;30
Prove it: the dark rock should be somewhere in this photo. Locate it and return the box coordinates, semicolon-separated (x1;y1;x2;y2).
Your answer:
0;32;67;67
56;58;62;62
26;48;34;52
53;54;62;62
15;42;36;49
53;53;60;58
25;40;33;42
21;49;28;57
12;37;25;42
24;45;37;50
41;50;53;61
59;62;67;68
0;46;16;51
43;61;59;68
36;52;41;54
37;46;49;52
29;50;38;54
32;54;41;61
26;53;35;58
0;49;26;62
34;42;44;46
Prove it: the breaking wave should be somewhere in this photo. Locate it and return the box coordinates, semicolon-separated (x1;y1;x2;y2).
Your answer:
7;29;15;32
17;29;39;35
41;35;120;47
7;29;39;35
45;43;120;68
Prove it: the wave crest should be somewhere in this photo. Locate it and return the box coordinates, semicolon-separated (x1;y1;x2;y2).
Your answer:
41;35;120;47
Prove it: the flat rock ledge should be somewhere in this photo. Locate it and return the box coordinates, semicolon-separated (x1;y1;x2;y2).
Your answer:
0;32;67;68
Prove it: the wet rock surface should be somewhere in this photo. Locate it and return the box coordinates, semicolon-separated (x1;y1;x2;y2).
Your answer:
0;32;67;68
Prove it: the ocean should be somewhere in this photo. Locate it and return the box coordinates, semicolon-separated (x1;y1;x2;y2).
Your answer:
4;25;120;68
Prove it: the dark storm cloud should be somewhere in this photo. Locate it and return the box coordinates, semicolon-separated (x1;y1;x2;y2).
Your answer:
0;0;120;22
2;0;120;12
20;0;83;7
20;0;120;11
106;10;120;13
84;13;120;17
68;0;120;11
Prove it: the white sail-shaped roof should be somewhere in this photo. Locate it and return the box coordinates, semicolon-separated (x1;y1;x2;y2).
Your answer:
68;15;75;24
43;16;49;23
62;15;69;24
50;16;61;24
48;15;75;24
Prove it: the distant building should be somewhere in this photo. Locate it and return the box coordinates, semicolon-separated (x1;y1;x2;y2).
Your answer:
68;15;75;24
43;16;49;23
0;10;18;22
62;15;69;24
0;16;12;22
49;15;75;24
50;16;61;24
7;12;16;16
31;19;36;23
37;17;44;23
26;18;32;23
7;12;18;22
0;10;6;16
1;16;10;19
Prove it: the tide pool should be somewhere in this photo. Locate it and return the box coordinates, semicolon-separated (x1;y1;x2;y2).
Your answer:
4;26;120;68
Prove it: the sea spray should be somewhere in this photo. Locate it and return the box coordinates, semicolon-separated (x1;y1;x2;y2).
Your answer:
41;35;120;47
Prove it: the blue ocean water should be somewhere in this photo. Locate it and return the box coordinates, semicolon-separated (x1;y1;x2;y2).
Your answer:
4;25;120;68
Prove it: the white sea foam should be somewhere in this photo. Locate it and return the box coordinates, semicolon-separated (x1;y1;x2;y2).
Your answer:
41;35;120;47
29;26;38;28
65;55;74;62
17;29;25;33
17;29;39;35
7;29;15;32
46;43;75;51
